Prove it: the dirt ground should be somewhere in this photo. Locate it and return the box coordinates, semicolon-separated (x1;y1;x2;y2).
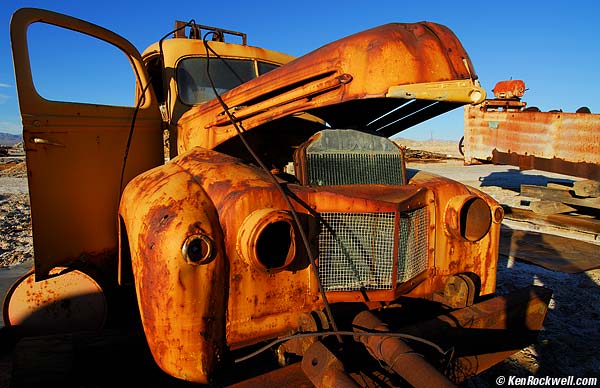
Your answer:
1;141;599;386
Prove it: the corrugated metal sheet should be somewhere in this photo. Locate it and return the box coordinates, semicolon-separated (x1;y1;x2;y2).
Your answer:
464;103;600;180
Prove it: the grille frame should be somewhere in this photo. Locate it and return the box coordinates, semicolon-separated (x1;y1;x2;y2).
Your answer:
293;129;407;187
293;129;431;300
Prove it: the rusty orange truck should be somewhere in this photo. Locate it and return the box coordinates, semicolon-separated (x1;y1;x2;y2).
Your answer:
3;8;551;386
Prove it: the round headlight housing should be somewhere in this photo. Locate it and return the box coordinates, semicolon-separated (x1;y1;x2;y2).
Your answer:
445;195;492;242
182;234;215;265
237;208;297;273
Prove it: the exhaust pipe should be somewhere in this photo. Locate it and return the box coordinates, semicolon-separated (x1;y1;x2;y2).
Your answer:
352;311;456;388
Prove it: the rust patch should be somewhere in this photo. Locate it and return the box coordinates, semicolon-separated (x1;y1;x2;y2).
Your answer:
492;79;525;99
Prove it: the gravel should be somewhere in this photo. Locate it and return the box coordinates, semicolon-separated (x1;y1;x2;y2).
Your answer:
0;158;32;268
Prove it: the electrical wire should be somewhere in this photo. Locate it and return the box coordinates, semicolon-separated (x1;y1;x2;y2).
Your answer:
234;330;449;364
202;34;245;84
208;36;371;302
158;19;197;124
123;26;448;373
120;25;457;379
120;20;196;212
119;77;153;196
201;33;342;344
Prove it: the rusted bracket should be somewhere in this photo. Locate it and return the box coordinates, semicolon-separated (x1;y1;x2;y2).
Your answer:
301;341;360;388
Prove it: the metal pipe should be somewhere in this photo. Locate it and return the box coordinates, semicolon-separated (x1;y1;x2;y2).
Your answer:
352;310;456;388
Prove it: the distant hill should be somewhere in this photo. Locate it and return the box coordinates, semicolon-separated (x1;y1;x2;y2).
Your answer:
0;132;22;146
393;138;460;156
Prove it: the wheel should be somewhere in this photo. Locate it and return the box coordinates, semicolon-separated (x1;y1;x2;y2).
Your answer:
458;136;465;156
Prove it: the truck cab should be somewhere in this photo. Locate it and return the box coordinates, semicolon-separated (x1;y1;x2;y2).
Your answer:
141;22;296;159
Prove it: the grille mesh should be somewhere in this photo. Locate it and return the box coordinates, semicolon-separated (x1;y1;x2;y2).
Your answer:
318;212;395;291
398;207;429;282
318;208;429;292
307;153;404;186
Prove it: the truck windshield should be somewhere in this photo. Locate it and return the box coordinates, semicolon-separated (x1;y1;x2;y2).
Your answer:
177;58;278;105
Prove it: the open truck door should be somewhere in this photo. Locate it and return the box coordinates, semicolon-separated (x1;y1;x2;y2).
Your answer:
10;8;163;279
3;8;163;333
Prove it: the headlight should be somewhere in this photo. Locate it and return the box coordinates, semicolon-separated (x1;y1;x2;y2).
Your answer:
237;208;297;273
182;234;215;265
492;205;504;224
445;195;492;242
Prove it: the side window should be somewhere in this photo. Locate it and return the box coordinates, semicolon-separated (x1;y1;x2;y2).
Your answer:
28;22;136;106
258;61;279;75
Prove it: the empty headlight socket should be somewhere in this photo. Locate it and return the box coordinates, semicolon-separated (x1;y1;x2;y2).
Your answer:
237;208;297;273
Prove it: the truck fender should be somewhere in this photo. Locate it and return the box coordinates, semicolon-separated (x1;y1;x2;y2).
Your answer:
118;160;226;384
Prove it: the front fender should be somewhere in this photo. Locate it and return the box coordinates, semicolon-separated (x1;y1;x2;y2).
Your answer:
119;160;226;384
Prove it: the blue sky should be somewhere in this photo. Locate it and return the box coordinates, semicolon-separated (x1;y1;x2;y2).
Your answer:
1;1;599;141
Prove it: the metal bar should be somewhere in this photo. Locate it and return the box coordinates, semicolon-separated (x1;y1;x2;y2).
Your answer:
492;150;600;182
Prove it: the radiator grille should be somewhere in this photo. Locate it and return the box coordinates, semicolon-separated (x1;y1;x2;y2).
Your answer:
398;207;429;283
308;153;404;186
318;208;429;292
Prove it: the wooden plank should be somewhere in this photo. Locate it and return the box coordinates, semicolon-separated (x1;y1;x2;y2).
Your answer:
9;330;191;387
520;184;600;210
529;200;576;215
573;180;600;197
228;363;313;388
546;182;572;191
520;184;573;201
8;329;310;387
503;206;600;237
499;227;600;273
